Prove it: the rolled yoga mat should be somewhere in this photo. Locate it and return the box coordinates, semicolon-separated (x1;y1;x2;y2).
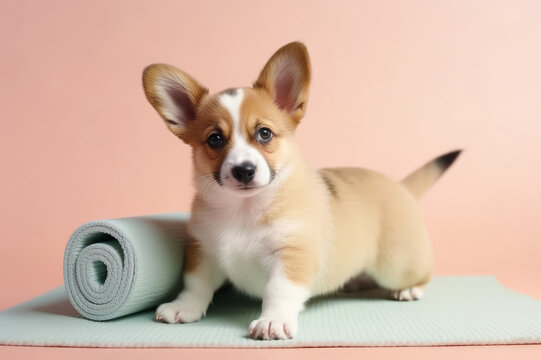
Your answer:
63;213;187;321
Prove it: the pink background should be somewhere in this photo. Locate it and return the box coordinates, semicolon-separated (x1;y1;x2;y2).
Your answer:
1;0;540;358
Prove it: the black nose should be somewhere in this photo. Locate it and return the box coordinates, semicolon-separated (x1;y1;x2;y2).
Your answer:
231;162;256;184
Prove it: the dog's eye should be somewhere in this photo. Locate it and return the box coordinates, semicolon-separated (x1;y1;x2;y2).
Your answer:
207;133;225;149
256;127;273;143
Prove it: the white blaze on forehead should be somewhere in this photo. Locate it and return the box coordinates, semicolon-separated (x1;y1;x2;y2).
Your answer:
218;89;272;190
219;89;244;128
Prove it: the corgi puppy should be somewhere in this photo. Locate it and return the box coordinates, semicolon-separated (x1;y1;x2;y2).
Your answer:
142;42;461;340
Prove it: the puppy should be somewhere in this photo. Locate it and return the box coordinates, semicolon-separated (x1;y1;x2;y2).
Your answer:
142;42;461;340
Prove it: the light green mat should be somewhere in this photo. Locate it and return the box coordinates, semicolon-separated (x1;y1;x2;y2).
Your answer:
63;213;187;320
0;276;540;347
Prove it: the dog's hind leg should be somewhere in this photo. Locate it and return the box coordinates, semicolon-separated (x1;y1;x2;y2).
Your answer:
367;225;433;302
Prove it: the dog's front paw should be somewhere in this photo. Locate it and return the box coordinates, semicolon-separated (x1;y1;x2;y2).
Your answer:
249;317;297;340
155;300;205;324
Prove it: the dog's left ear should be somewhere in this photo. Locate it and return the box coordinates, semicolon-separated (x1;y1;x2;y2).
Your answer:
142;64;208;142
253;42;311;124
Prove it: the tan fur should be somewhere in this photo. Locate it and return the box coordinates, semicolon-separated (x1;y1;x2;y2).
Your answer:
318;167;433;292
183;230;203;273
260;148;332;286
402;161;445;199
143;41;458;305
257;153;432;293
239;88;297;168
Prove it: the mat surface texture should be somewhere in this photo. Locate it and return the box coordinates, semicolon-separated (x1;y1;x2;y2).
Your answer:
0;276;540;348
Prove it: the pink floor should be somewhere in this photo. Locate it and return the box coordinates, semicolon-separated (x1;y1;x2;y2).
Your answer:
1;345;541;360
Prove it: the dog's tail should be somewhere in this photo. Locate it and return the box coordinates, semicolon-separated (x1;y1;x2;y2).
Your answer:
401;150;462;199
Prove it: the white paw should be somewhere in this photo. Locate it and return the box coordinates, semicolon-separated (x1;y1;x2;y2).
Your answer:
249;317;297;340
390;286;423;301
155;299;205;324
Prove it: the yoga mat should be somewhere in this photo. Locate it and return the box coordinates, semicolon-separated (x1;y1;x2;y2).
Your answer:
0;276;540;347
63;213;187;320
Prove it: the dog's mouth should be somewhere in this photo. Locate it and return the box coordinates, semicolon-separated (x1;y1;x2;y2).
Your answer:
215;168;277;192
236;184;265;190
218;183;268;198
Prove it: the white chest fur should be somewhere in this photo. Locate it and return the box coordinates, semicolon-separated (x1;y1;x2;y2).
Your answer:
190;201;299;298
214;217;270;297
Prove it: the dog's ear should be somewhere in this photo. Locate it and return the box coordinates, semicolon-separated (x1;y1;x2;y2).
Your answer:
253;42;311;124
142;64;208;140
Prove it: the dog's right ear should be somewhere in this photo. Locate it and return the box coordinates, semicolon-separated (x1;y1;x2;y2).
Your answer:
253;42;311;125
142;64;208;140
